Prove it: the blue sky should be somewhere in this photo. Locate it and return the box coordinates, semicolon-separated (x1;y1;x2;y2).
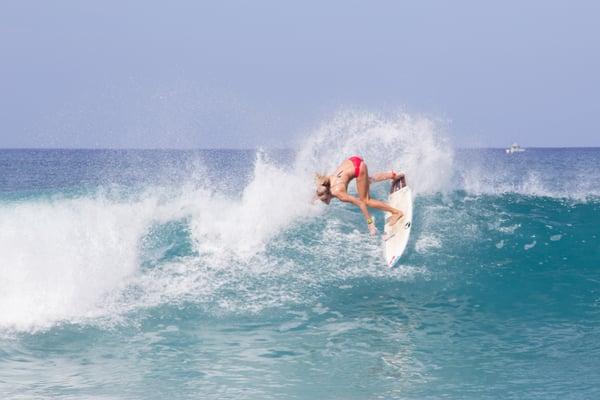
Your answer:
1;1;598;148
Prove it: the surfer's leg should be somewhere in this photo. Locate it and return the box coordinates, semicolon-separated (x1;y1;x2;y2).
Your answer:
357;165;404;225
356;162;371;200
365;198;404;225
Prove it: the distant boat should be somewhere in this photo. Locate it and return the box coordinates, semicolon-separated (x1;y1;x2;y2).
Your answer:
505;143;525;154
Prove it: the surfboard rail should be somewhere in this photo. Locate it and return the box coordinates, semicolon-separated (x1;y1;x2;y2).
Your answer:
383;177;413;267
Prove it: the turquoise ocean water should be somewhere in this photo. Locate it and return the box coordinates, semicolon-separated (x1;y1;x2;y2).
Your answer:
1;116;599;399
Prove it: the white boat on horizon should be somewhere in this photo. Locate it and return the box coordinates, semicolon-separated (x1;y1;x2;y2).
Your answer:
506;143;525;154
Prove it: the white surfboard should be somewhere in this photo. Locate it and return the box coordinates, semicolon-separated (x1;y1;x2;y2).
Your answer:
384;180;413;268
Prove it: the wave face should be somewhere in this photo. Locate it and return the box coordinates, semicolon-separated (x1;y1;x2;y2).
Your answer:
1;113;599;399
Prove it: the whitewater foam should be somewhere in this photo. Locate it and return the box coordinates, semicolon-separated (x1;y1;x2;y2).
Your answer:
415;235;442;253
187;151;318;259
0;196;155;331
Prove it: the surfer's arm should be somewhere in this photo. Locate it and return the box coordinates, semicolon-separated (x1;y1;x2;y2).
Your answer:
369;170;405;183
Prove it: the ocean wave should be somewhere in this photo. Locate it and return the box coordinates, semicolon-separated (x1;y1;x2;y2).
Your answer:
1;112;598;334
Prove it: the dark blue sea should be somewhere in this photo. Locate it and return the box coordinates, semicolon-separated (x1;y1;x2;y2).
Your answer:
1;117;599;399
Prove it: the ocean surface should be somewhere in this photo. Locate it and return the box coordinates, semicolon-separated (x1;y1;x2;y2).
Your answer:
1;114;599;399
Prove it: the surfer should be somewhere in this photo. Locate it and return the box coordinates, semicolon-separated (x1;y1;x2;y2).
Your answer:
315;156;404;235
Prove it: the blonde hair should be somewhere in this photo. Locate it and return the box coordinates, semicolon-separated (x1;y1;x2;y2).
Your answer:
314;173;330;188
315;173;331;196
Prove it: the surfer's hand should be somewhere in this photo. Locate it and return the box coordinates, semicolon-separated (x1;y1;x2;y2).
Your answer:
368;223;378;236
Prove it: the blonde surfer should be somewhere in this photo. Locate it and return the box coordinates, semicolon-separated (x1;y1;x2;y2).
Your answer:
315;156;405;235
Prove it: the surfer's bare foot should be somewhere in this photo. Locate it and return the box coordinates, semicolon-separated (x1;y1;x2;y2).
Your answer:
388;211;404;226
392;172;405;181
392;172;406;187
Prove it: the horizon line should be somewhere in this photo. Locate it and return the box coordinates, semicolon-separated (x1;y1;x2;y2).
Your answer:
0;146;599;151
